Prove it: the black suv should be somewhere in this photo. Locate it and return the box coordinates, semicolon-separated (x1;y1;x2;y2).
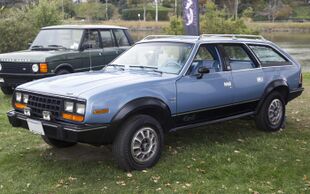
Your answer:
0;25;133;95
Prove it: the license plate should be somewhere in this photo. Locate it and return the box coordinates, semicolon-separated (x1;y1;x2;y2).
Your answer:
0;78;4;83
27;119;45;135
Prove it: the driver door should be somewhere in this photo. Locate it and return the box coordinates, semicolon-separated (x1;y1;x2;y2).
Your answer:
175;44;234;126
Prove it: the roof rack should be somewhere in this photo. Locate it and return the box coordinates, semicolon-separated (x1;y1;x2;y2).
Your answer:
199;34;265;40
143;35;198;40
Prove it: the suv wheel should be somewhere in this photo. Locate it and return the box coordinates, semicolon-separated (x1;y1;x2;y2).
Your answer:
1;86;14;95
112;114;164;171
41;136;77;148
255;91;285;132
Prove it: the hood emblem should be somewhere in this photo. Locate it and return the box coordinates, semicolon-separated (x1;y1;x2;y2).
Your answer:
22;68;26;71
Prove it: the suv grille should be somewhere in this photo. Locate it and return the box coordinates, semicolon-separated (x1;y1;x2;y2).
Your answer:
27;93;63;119
1;62;33;73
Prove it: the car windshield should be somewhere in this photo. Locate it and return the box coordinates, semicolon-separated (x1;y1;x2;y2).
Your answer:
31;29;84;50
110;42;194;74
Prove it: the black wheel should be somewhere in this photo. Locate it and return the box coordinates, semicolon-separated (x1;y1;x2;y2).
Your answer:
1;86;14;95
41;136;76;148
255;91;286;132
56;69;71;75
112;114;164;171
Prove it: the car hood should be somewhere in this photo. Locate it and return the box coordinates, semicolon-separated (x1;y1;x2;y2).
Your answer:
0;50;71;63
17;70;177;98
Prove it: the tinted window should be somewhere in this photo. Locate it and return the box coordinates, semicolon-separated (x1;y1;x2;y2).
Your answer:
223;45;255;70
190;44;221;74
114;29;130;46
82;30;100;50
100;30;115;47
249;45;288;66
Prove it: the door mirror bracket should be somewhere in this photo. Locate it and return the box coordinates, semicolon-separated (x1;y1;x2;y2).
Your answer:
196;67;210;79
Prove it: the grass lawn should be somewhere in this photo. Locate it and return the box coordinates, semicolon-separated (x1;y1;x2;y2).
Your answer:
0;74;309;194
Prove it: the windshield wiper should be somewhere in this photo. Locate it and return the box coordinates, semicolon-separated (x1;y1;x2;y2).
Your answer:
129;65;158;70
30;45;44;50
47;45;73;50
129;65;163;74
106;64;125;71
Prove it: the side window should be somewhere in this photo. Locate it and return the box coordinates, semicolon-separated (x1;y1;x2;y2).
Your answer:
190;44;221;74
249;45;289;67
223;45;255;70
82;30;100;50
113;29;130;46
100;30;115;48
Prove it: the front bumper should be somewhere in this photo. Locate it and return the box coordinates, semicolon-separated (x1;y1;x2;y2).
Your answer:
7;110;112;145
0;73;55;87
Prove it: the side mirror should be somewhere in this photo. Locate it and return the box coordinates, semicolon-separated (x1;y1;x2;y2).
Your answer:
196;67;210;79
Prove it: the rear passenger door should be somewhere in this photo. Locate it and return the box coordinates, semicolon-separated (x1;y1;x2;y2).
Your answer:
113;29;131;54
221;44;265;103
97;29;119;69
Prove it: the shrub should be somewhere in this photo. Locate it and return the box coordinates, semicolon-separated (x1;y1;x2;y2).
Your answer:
0;0;62;53
164;1;257;35
74;2;116;21
121;6;171;21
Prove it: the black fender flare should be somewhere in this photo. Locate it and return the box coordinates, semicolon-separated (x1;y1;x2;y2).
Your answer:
105;97;173;143
255;79;289;114
55;63;73;73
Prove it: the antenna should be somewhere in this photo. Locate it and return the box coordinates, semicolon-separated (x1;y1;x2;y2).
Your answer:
88;29;93;72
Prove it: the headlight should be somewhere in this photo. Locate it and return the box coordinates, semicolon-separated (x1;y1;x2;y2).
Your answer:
0;63;2;71
23;94;29;103
64;101;74;112
16;92;22;102
32;64;39;72
76;103;85;115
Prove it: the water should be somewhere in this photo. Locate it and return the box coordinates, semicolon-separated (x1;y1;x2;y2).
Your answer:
130;30;310;72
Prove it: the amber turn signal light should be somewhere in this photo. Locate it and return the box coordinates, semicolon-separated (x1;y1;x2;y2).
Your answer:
93;108;109;114
62;113;84;122
15;103;26;109
40;63;48;73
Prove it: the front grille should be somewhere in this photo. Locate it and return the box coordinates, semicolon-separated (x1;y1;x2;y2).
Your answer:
27;93;63;119
1;62;33;73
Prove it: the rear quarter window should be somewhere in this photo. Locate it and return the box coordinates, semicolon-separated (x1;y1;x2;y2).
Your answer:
249;45;291;67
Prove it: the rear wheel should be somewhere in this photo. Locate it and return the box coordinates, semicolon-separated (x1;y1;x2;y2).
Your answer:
255;91;286;132
41;136;76;148
112;114;164;171
1;86;14;95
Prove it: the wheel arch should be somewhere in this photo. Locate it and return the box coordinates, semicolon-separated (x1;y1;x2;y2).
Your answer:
107;97;173;143
55;63;74;73
255;79;289;114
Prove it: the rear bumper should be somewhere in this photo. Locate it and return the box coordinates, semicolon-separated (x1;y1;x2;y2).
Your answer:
7;110;112;145
288;87;304;102
0;73;55;87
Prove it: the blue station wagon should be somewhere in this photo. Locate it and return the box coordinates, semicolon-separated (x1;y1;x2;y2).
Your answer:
7;34;304;170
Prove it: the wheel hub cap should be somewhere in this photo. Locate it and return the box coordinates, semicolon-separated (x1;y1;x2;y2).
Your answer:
131;127;159;163
268;99;283;126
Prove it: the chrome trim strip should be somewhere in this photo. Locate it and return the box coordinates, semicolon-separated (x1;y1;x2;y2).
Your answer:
63;126;107;132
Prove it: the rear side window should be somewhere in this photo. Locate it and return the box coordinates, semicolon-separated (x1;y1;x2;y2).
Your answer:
223;45;256;70
100;30;115;48
249;45;289;67
113;29;130;46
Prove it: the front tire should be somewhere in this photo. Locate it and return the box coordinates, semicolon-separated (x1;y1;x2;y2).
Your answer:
41;136;77;148
1;86;14;95
112;114;164;171
255;91;286;132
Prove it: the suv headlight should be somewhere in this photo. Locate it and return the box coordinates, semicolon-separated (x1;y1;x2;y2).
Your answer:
32;64;39;72
0;63;2;71
16;92;22;102
23;94;29;103
64;101;74;112
76;103;86;115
